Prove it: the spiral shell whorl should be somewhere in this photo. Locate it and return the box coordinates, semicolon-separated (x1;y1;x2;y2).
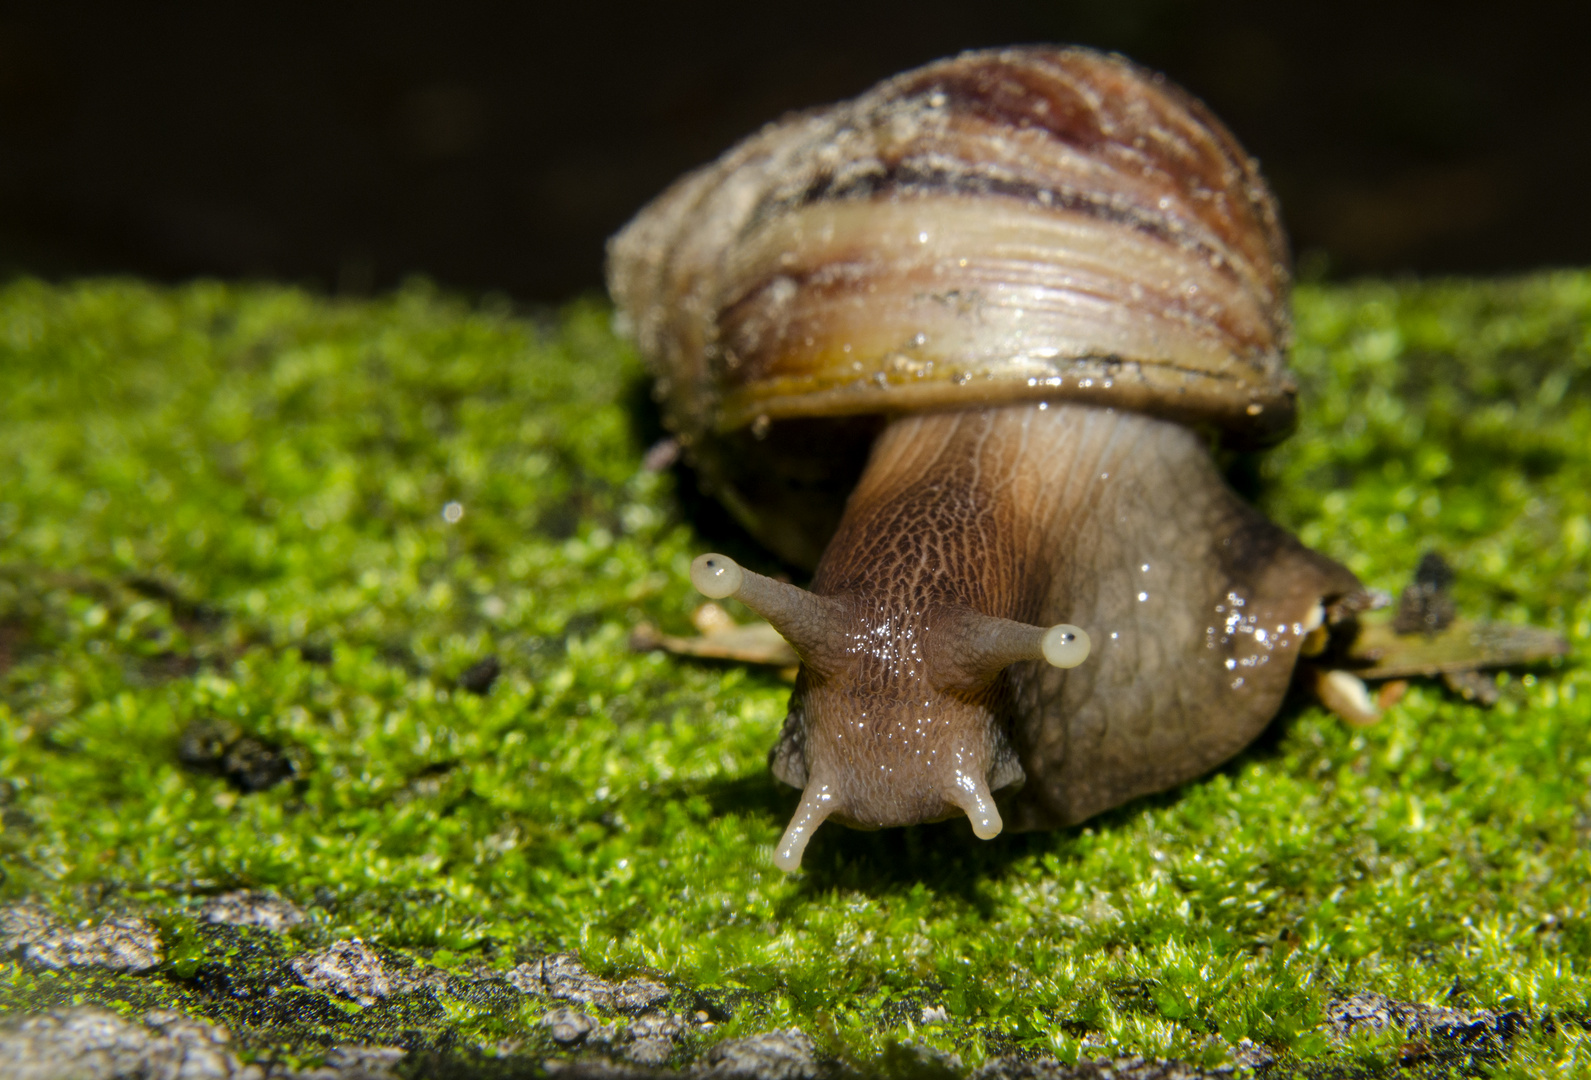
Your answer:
609;46;1296;446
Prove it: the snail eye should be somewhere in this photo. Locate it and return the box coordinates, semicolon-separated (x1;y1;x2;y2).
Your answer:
690;553;744;599
1041;624;1091;669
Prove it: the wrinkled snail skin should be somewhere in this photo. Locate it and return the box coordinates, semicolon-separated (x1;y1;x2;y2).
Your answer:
608;46;1367;871
763;404;1358;857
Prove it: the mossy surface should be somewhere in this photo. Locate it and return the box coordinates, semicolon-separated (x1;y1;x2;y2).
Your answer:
0;275;1588;1076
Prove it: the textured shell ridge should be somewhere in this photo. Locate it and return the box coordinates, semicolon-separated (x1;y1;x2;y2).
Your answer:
607;44;1299;448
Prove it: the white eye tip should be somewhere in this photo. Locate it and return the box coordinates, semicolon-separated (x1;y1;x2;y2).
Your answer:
690;553;744;600
1041;624;1090;668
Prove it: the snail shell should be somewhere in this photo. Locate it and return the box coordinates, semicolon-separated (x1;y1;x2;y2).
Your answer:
609;46;1364;871
610;47;1294;432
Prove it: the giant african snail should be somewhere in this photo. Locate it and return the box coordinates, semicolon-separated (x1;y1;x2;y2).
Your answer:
608;46;1366;872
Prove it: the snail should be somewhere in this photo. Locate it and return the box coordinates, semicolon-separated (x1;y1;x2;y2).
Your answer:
608;46;1368;872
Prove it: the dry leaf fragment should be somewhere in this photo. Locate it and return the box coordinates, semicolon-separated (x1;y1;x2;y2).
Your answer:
631;603;799;675
1309;551;1569;726
1340;616;1568;680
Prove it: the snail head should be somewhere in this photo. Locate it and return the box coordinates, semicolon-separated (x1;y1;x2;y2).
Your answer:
691;554;1088;872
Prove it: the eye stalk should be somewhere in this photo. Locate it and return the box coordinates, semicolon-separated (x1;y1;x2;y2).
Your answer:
688;554;850;676
928;606;1093;692
693;553;1091;681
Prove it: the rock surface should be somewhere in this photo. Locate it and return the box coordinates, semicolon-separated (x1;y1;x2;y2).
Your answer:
543;1007;598;1045
0;1007;260;1080
288;939;392;1006
698;1029;819;1080
1324;990;1524;1061
621;1013;686;1066
509;952;672;1012
290;1044;408;1080
1324;990;1520;1040
198;890;307;933
972;1057;1231;1080
0;904;164;973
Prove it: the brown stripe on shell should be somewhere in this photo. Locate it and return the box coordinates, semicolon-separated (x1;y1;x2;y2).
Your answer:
715;198;1276;381
880;49;1286;290
709;193;1294;438
607;46;1296;448
762;55;1280;300
786;164;1222;273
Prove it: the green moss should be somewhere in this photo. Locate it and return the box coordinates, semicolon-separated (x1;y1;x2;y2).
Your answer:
0;275;1588;1075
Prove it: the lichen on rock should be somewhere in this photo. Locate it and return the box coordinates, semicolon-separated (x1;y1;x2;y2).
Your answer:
0;1007;259;1080
288;940;392;1007
699;1029;820;1080
197;890;308;934
1;905;163;974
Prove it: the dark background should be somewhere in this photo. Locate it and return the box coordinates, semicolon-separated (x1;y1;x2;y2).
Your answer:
2;1;1586;302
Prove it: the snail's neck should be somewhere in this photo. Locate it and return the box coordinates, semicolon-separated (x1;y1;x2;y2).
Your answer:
781;401;1360;843
785;401;1166;828
783;401;1226;834
812;402;1164;620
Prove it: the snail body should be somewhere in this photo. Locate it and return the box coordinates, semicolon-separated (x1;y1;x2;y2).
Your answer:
609;47;1364;871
